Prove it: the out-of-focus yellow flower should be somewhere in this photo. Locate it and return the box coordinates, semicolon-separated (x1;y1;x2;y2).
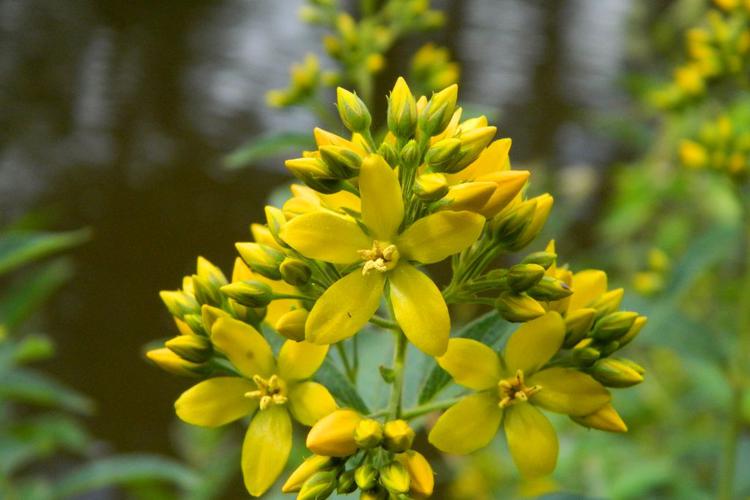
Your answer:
174;317;335;496
429;312;610;477
281;154;485;356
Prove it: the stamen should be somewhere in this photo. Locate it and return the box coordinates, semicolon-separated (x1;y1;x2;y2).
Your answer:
497;369;543;408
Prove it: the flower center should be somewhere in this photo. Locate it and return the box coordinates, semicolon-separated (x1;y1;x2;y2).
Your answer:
358;240;400;275
497;369;542;408
245;374;287;410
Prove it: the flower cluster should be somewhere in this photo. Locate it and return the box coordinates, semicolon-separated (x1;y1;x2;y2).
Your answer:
147;77;646;498
679;107;750;181
653;0;750;109
268;0;456;108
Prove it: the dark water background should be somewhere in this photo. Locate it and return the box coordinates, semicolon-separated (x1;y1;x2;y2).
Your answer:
1;0;655;483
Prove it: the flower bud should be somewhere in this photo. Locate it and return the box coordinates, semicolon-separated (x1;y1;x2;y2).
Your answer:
286;156;334;180
571;403;627;433
165;334;212;363
379;461;410;494
298;469;338;500
507;263;546;292
307;409;362;457
383;420;415;453
613;357;645;375
196;256;228;289
220;280;273;308
355;464;379;490
591;358;644;388
396;450;434;497
200;304;228;332
414;173;449;201
387;77;417;139
479;169;530;217
563;307;596;348
510;194;553;251
191;275;222;307
599;340;620;356
424;137;461;172
495;292;545;323
377;142;398;167
591;311;638;341
589;288;624;318
572;346;600;367
336;87;371;132
160;290;199;319
521;251;557;270
337;469;357;494
441;181;496;212
617;315;647;348
419;84;458;136
489;199;536;244
280;257;312;286
236;242;285;280
181;313;206;336
527;275;573;301
354;419;383;448
146;347;203;377
282;455;334;493
399;139;420;168
320;145;362;179
452;126;497;172
359;488;387;500
274;308;308;342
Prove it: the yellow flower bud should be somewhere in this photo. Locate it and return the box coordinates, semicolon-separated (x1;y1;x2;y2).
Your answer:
264;206;288;247
336;87;371;132
279;257;312;287
235;242;285;280
306;409;363;457
146;347;202;377
355;464;379;490
452;126;497;172
286;156;334;180
201;305;228;335
399;139;420;168
591;358;644;388
419;84;458;136
319;145;362;178
220;280;273;308
441;181;496;212
159;290;199;319
191;274;222;307
617;315;648;348
387;77;417;139
489;198;537;244
511;193;553;251
563;307;596;348
572;345;601;366
274;308;308;342
337;469;357;494
521;250;557;270
383;420;415;453
591;311;638;341
379;461;410;494
396;450;434;498
507;263;546;292
298;470;338;500
589;288;624;318
360;488;387;500
282;455;334;493
571;402;628;433
354;419;384;448
527;275;573;301
495;292;546;323
165;334;212;363
414;173;449;201
196;256;228;289
425;137;461;172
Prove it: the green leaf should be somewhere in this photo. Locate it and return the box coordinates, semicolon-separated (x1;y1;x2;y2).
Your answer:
224;133;314;170
0;229;90;277
53;454;199;498
417;311;512;404
0;368;94;414
314;358;370;414
0;259;75;331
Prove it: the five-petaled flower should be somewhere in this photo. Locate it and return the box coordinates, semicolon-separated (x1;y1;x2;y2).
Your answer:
428;312;611;477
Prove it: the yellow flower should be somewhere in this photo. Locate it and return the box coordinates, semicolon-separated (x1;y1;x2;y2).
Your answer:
174;317;336;496
281;154;485;356
428;312;610;477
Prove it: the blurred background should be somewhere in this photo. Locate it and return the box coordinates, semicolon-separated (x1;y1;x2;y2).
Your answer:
2;0;748;498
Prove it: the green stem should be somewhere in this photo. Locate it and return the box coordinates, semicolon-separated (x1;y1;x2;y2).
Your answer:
718;189;750;500
385;293;408;419
369;315;400;330
401;397;463;420
336;343;356;384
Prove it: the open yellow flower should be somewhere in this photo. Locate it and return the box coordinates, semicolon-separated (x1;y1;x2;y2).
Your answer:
174;317;335;496
428;312;610;477
281;154;485;356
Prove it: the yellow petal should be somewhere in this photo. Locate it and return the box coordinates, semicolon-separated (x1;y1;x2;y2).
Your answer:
287;381;337;426
211;317;275;378
453;138;512;180
306;271;385;344
175;377;257;427
242;406;292;496
504;403;558;478
438;338;502;390
441;182;496;213
360;154;404;240
396;211;485;264
280;211;371;264
306;408;362;457
319;190;362;213
528;367;610;416
503;312;564;375
428;392;503;454
571;402;628;433
389;264;449;356
278;341;329;381
567;270;607;311
475;170;530;217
